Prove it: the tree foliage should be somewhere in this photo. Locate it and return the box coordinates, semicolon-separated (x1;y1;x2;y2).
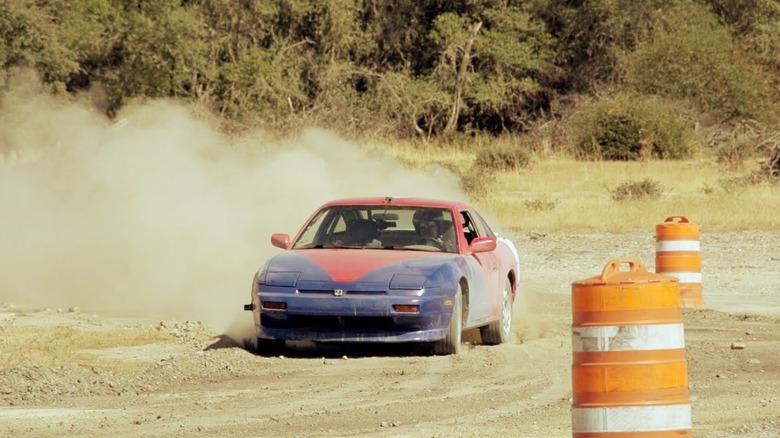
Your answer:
619;1;777;122
570;92;694;161
1;0;778;142
0;0;77;92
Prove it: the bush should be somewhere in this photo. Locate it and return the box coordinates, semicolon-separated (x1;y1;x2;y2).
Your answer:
707;120;761;170
757;130;780;178
716;141;752;170
610;178;664;201
707;121;780;178
460;164;497;198
717;173;769;194
475;145;532;171
524;198;557;212
766;145;780;178
588;113;643;160
571;93;696;161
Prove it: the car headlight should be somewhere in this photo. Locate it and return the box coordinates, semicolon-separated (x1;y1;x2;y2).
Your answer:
389;274;427;290
264;271;300;287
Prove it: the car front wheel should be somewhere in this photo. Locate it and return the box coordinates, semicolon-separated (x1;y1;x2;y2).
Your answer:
433;286;463;355
480;278;513;345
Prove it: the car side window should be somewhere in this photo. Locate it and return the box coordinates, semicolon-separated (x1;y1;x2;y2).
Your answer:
473;211;496;239
460;211;480;244
332;215;347;233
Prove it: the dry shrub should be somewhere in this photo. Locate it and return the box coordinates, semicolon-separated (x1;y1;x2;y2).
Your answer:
524;198;557;212
707;121;780;178
708;120;761;170
475;146;532;171
466;135;533;197
766;145;780;177
459;164;497;198
717;174;768;194
610;178;664;201
758;130;780;178
716;141;753;170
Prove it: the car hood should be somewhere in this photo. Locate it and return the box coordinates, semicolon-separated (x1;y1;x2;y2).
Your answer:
261;249;459;287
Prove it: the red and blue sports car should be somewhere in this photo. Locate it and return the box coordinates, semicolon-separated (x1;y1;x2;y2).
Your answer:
244;196;520;355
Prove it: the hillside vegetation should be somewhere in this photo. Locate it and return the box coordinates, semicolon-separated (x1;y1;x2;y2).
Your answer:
2;0;779;208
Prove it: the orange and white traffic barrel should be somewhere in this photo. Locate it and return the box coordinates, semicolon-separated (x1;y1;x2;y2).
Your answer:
656;216;705;309
571;259;692;437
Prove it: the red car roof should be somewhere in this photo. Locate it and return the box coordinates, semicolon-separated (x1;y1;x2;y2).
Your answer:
320;196;472;210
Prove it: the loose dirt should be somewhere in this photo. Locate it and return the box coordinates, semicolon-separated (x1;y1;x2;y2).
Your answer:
1;231;778;437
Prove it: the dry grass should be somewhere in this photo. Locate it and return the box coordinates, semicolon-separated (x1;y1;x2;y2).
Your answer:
487;159;779;232
370;139;476;174
0;325;174;371
383;142;779;232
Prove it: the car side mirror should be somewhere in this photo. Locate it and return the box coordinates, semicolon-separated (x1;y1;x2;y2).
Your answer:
469;236;497;254
271;233;292;250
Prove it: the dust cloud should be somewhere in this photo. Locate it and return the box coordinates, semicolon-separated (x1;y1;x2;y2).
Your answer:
0;74;465;341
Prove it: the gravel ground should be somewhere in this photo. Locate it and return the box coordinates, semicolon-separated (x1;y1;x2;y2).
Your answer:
0;231;778;437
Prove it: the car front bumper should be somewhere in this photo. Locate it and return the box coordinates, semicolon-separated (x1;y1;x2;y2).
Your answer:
255;291;452;343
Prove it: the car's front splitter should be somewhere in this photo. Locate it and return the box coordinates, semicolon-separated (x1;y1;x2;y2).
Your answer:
258;323;449;343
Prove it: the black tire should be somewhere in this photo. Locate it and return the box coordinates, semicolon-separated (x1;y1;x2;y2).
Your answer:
433;286;463;355
480;278;513;345
256;337;285;356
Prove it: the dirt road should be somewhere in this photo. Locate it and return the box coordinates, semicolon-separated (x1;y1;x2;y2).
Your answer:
1;231;779;437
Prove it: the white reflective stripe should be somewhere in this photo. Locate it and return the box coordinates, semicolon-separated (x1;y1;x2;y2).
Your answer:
572;323;685;352
658;272;702;283
572;405;692;433
656;240;700;252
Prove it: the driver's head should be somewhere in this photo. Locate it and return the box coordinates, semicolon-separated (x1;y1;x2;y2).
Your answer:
413;209;442;238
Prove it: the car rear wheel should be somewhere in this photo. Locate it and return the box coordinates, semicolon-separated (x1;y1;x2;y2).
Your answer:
480;278;513;345
433;286;463;355
256;338;285;356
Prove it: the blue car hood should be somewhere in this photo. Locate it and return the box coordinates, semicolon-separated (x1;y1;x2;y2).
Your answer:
261;249;459;288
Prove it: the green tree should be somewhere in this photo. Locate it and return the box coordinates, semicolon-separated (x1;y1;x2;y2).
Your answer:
530;0;670;92
620;1;777;122
356;2;559;136
0;0;77;93
467;5;559;133
114;2;216;108
705;0;780;94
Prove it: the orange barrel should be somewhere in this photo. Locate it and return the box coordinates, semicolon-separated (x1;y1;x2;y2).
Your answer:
655;216;705;309
571;258;691;437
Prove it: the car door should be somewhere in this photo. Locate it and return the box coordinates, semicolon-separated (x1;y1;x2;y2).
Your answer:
471;210;509;321
459;209;500;325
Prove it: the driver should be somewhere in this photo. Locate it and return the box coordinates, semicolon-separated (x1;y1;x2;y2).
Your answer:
412;209;456;252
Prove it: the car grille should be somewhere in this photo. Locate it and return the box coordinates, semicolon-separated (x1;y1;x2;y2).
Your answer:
262;315;397;331
296;289;386;295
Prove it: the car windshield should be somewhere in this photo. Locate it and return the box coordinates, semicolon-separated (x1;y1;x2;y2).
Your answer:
292;205;457;253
